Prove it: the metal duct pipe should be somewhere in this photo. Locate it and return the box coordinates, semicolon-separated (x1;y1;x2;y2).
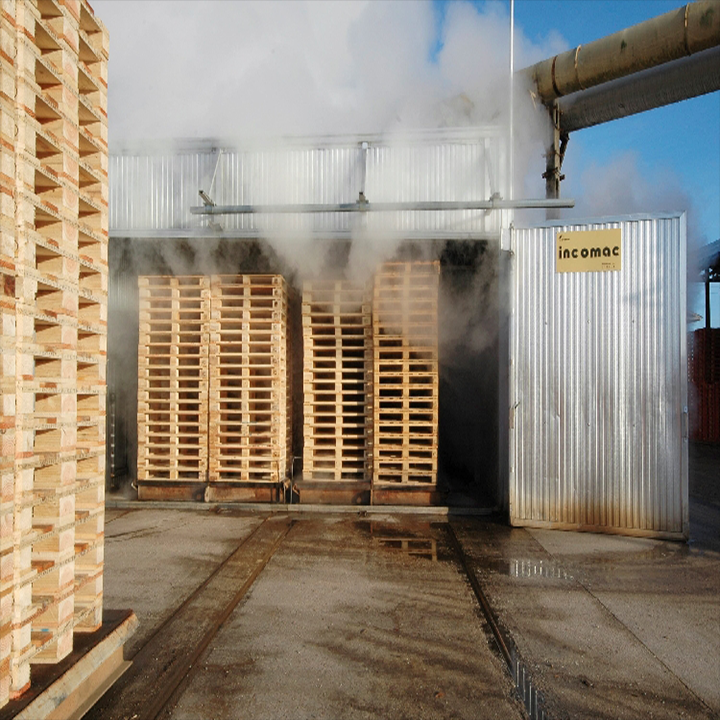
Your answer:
522;0;720;103
558;44;720;131
189;198;575;215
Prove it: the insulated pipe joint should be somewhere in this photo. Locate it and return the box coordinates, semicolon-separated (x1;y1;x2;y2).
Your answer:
527;0;720;102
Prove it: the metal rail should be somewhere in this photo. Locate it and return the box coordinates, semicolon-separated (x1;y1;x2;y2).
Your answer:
190;198;575;215
84;516;294;720
446;524;550;720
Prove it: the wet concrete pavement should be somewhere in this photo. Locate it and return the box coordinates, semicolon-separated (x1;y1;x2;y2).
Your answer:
453;513;719;719
90;498;720;720
100;509;264;657
167;516;523;720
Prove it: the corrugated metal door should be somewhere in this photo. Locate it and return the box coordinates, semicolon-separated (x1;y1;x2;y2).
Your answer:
509;215;688;538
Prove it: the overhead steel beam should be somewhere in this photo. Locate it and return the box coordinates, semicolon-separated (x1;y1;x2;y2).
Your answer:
521;0;720;103
189;198;575;215
557;44;720;132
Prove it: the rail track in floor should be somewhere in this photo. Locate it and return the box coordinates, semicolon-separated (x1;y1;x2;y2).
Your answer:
84;515;293;720
86;513;548;720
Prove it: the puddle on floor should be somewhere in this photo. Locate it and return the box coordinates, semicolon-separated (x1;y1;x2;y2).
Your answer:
473;557;574;581
506;558;573;581
353;519;448;561
374;536;438;561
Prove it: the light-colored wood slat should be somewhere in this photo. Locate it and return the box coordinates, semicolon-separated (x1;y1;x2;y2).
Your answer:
302;279;372;483
372;261;439;488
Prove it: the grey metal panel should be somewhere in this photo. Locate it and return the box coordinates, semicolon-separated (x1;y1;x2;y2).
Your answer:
509;214;688;538
109;129;507;237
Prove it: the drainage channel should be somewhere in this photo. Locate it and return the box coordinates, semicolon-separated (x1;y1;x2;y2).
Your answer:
446;525;551;720
84;515;294;720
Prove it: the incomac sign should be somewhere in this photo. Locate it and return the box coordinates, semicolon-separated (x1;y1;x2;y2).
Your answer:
556;228;622;273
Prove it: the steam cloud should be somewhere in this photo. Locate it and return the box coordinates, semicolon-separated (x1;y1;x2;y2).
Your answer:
96;0;707;494
94;0;708;345
93;0;563;142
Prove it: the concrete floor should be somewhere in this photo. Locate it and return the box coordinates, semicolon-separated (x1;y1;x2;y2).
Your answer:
89;444;719;720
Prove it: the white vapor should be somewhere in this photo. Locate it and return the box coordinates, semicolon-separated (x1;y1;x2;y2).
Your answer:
91;0;566;143
91;0;702;280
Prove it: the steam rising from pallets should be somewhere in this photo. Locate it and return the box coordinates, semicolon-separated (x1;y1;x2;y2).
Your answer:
373;262;439;488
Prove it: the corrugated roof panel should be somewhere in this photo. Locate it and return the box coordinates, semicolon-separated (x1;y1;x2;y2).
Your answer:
109;129;508;236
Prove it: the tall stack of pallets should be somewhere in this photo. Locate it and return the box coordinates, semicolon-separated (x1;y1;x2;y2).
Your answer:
137;276;210;499
371;261;439;502
0;0;108;708
301;280;372;495
207;274;291;500
136;275;292;502
688;328;720;442
136;264;441;507
298;262;440;504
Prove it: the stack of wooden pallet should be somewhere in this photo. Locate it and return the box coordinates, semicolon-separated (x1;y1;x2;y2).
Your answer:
372;261;439;494
0;0;108;708
136;275;292;501
301;279;372;483
137;276;210;495
1;164;17;708
208;274;291;496
688;328;720;442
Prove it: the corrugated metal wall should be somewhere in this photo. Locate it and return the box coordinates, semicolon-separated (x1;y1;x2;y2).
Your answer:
109;129;508;237
509;215;688;538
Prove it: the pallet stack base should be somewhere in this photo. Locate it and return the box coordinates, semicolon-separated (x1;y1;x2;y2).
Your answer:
292;480;371;506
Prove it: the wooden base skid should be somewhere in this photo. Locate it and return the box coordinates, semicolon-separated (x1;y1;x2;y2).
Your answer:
371;486;442;506
137;481;208;503
205;483;281;504
294;481;371;505
136;480;284;504
1;611;136;720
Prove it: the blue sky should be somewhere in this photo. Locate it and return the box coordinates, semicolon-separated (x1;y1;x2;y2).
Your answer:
434;0;719;250
434;0;718;323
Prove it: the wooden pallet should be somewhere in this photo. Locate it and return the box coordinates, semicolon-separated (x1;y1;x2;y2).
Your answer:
302;279;372;481
372;262;439;488
1;1;109;706
208;275;290;484
137;276;210;484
